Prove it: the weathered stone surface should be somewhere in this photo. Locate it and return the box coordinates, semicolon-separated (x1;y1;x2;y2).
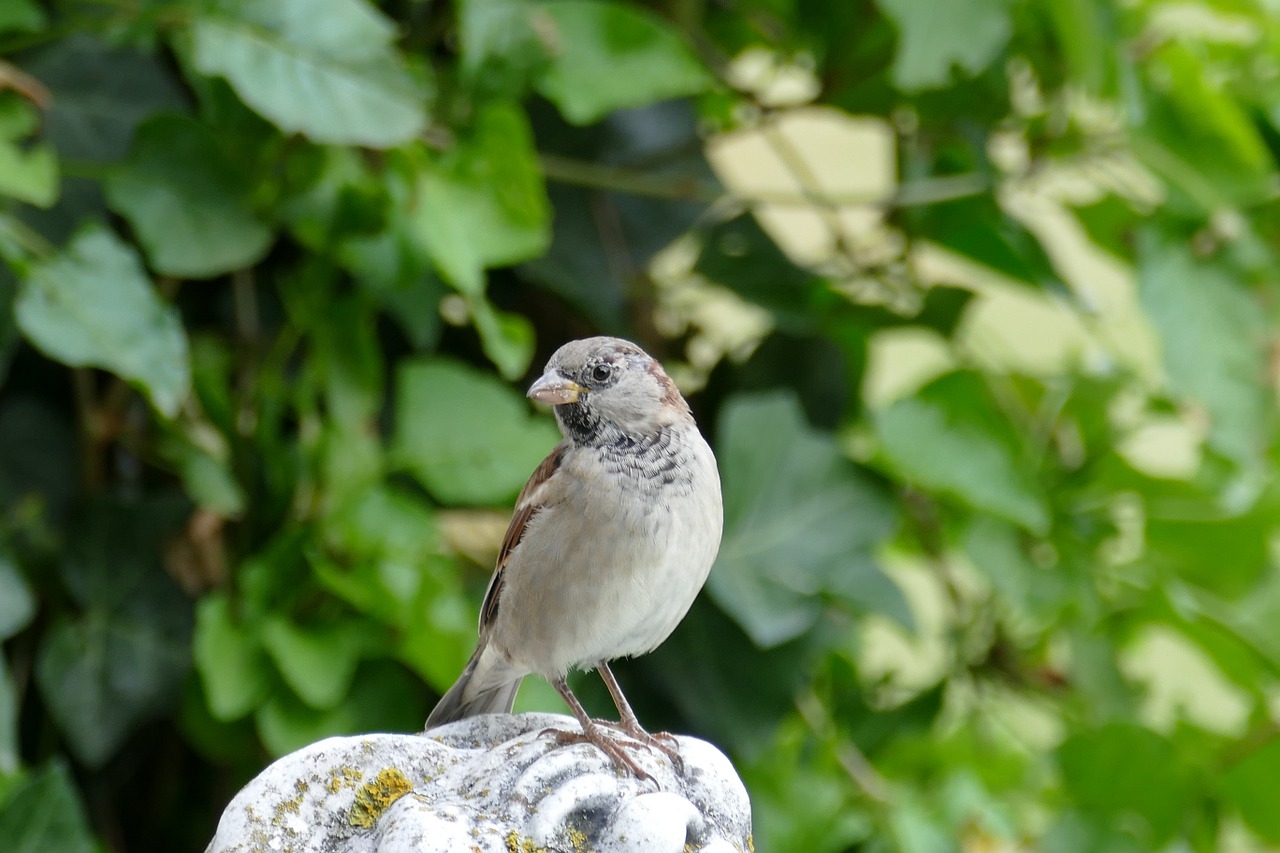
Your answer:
207;713;753;853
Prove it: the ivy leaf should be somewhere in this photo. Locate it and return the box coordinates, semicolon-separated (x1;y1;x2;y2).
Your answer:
1222;737;1280;843
875;371;1050;533
260;617;365;710
188;0;428;148
0;657;17;774
253;662;423;757
410;102;551;296
0;0;45;35
875;0;1012;91
0;761;96;853
34;499;193;768
0;550;34;641
534;0;712;124
0;99;57;207
457;0;552;100
105;115;273;278
469;295;536;381
391;359;560;506
1057;723;1191;844
1137;230;1268;471
37;604;191;768
708;391;902;648
24;35;187;163
15;227;190;417
193;595;271;721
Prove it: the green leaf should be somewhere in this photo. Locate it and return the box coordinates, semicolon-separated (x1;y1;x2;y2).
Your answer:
648;597;838;757
0;100;58;207
0;143;57;208
0;397;77;517
0;0;45;35
1146;510;1272;599
961;517;1065;625
391;359;560;505
1222;737;1280;843
104;115;273;278
457;0;552;99
35;499;193;767
322;483;438;563
193;594;271;721
260;617;364;710
1056;723;1191;844
37;603;191;767
875;0;1011;91
177;446;246;516
709;392;902;648
15;226;190;417
24;35;187;163
0;761;96;853
1135;45;1273;211
188;0;428;148
875;371;1050;533
0;657;17;775
254;661;423;757
310;295;384;428
470;295;536;381
410;102;551;295
534;0;712;124
0;550;34;640
1137;231;1268;470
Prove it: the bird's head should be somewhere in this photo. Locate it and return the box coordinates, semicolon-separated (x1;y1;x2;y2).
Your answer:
527;337;690;444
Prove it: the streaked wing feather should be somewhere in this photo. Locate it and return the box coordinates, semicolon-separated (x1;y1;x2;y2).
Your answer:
479;441;568;630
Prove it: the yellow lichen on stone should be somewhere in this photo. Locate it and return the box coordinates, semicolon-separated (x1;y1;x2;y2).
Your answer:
504;829;548;853
277;792;303;816
348;767;414;829
328;764;365;794
566;826;595;853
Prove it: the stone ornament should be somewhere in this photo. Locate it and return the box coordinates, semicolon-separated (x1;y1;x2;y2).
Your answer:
207;713;753;853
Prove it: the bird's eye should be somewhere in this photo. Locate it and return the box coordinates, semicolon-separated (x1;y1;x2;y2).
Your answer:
591;363;613;382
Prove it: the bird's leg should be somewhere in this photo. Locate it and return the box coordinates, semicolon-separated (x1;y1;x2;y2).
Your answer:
596;662;684;772
545;675;655;783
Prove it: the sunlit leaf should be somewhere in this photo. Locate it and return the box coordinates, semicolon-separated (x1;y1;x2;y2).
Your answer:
1137;231;1268;472
193;595;271;721
875;0;1011;91
15;226;190;417
534;0;712;124
260;616;365;710
391;359;560;505
188;0;428;147
875;371;1050;533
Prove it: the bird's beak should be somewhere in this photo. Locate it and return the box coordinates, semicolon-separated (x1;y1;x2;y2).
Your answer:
527;372;586;405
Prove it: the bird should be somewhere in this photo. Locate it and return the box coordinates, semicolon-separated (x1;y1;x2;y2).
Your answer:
424;336;723;778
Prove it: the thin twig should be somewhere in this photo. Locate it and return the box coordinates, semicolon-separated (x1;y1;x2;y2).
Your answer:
795;688;891;803
538;151;988;211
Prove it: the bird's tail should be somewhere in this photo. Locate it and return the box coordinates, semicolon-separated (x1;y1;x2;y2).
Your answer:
425;644;524;729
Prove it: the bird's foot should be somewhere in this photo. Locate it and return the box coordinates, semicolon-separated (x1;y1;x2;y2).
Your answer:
598;721;685;773
540;722;656;784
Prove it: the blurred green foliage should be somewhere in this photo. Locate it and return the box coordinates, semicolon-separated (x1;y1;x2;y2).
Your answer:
2;0;1280;850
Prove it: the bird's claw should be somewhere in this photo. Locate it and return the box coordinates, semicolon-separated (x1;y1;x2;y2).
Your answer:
597;721;685;773
538;725;657;784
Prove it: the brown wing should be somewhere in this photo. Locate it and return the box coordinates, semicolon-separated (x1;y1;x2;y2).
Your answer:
478;441;568;631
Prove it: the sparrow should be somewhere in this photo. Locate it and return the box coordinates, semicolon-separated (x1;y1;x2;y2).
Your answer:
425;336;723;778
